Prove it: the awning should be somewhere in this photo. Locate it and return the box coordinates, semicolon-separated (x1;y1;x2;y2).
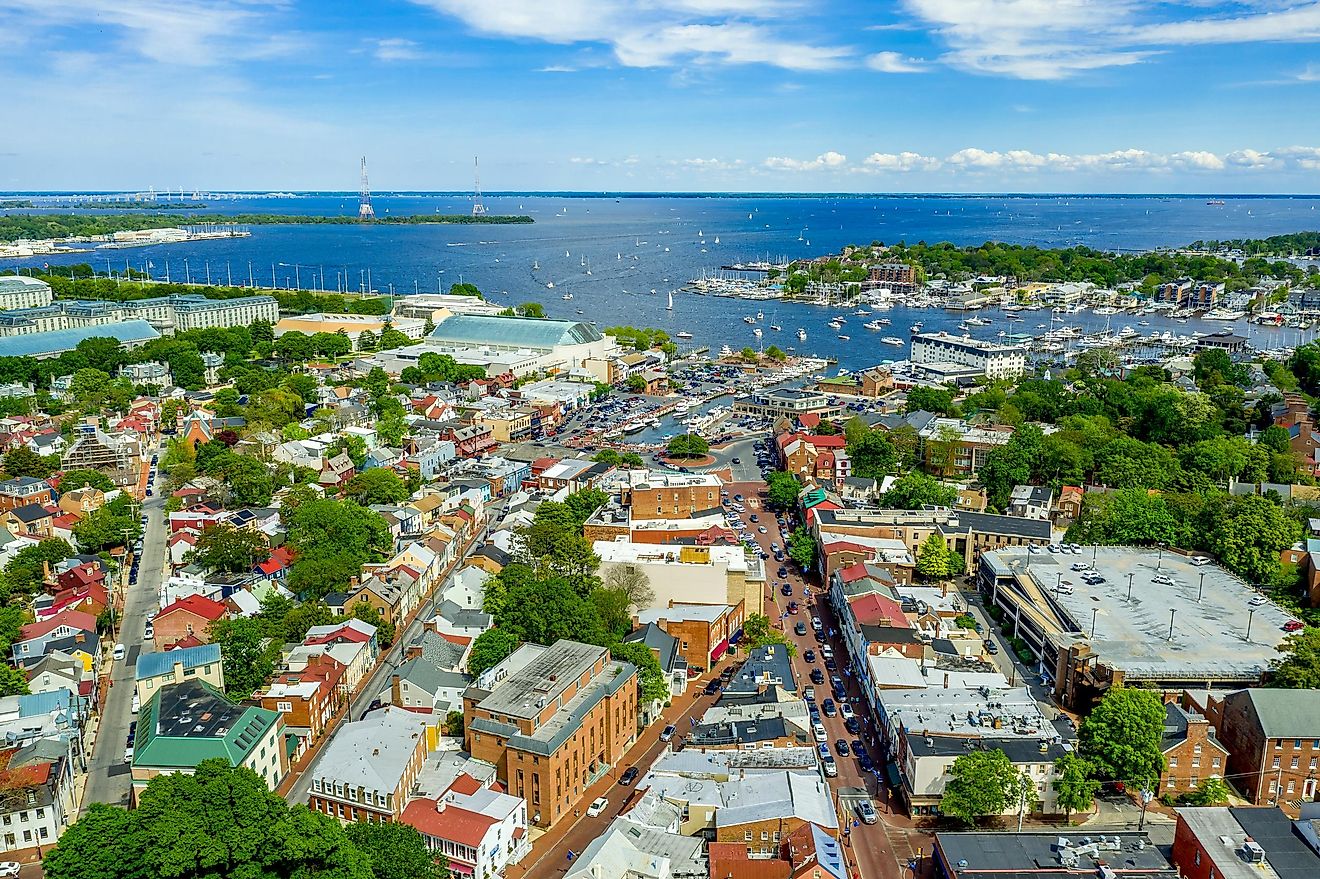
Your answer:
728;628;743;644
710;637;729;662
885;760;902;788
447;862;474;876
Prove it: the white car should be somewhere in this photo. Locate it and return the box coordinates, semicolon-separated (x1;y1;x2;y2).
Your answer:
840;703;855;721
811;617;823;632
1152;574;1175;586
131;693;140;714
586;796;608;817
1070;562;1089;572
813;724;828;743
1191;556;1212;566
0;862;20;878
1249;594;1268;606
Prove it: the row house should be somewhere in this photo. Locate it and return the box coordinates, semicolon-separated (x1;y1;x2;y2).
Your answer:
1161;701;1229;797
634;602;743;676
256;653;347;759
1;504;54;539
307;706;433;823
400;773;530;878
0;477;52;513
1206;688;1320;808
152;594;229;651
0;742;78;854
776;433;848;484
289;619;379;696
12;609;98;669
442;423;496;458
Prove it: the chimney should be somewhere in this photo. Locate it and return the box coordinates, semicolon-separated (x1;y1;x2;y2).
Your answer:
944;673;950;689
436;798;446;813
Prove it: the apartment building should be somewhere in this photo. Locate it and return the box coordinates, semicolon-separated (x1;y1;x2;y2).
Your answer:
910;332;1027;380
1212;689;1320;807
307;706;433;822
462;640;638;828
620;470;724;519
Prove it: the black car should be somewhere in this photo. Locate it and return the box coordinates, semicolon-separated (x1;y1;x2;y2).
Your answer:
777;566;788;578
619;767;640;786
822;699;837;717
844;716;861;734
824;657;836;671
794;622;808;636
810;668;825;685
731;457;740;464
835;739;850;756
814;631;827;644
720;665;736;681
803;649;816;663
781;584;793;596
703;679;721;696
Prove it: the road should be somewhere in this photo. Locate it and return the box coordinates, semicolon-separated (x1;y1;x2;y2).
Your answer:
81;452;165;810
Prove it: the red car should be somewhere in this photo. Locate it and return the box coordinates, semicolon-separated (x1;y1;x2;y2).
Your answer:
1284;620;1306;632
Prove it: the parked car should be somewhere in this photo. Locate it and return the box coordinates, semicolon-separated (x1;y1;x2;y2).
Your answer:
810;668;825;685
845;716;860;734
1284;619;1306;632
822;699;836;717
703;679;721;696
781;584;793;596
0;862;20;877
660;725;676;742
803;649;815;663
840;703;855;721
835;739;850;756
857;751;875;771
587;797;609;817
618;767;639;786
822;755;838;777
813;723;828;743
984;639;999;655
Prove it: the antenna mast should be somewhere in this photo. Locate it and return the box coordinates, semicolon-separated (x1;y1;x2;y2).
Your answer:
472;156;486;216
358;156;375;221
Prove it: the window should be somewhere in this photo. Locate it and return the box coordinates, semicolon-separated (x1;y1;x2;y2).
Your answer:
277;701;293;713
1194;743;1202;753
34;809;43;819
1192;758;1200;768
744;831;753;842
761;831;769;841
1273;756;1281;769
1293;756;1300;769
1287;781;1296;794
1296;739;1303;749
1168;756;1178;767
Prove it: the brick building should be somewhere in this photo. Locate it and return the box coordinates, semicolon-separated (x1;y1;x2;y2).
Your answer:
621;471;724;519
463;640;638;829
1161;702;1229;797
634;602;744;676
1211;689;1320;808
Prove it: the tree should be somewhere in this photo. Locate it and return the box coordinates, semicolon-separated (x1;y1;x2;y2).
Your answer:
916;533;955;581
666;433;710;459
765;471;800;511
0;664;29;697
603;564;654;610
207;617;278;699
941;749;1034;825
58;468;116;493
2;447;57;479
4;538;73;595
564;487;609;526
1079;687;1166;788
847;429;897;479
626;374;647;392
288;551;363;600
905;385;958;416
495;577;607;647
73;503;141;552
356;329;378;352
1270;625;1320;688
286;498;392;562
343;469;410;506
467;629;521;677
1052;753;1101;823
1206;494;1301;584
882;470;957;509
44;760;380;879
516;302;545;319
978;425;1044;510
742;613;796;657
740;346;757;362
1181;776;1231;806
188;523;270;573
344;821;448;879
787;525;816;570
612;640;670;703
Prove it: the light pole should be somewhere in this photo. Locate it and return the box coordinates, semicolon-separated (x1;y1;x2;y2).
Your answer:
1127;571;1135;601
1156;543;1165;571
1137;788;1153;831
1167;608;1176;641
1090;607;1098;639
1197;571;1206;603
1246;608;1256;642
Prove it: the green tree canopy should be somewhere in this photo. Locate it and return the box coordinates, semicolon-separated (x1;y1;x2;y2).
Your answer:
343;468;410;506
1078;687;1166;788
188;523;270;574
1052;753;1101;823
1270;626;1320;689
765;471;801;511
467;629;521;678
941;748;1035;825
666;433;710;459
742;612;796;657
881;470;957;509
58;468;116;493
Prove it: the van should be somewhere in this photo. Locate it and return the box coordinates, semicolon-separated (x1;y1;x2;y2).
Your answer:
1191;556;1212;567
113;643;126;661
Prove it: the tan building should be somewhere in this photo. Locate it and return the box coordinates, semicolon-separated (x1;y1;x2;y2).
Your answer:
274;313;427;346
463;640;638;829
594;540;762;623
474;406;535;443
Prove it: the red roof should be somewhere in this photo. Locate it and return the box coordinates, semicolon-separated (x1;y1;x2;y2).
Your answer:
255;545;295;575
20;608;97;641
805;434;846;449
51;513;80;531
304;623;373;646
849;593;909;629
837;562;870;584
798;413;821;429
446;773;483;796
823;540;871;556
400;799;497;848
166;634;206;650
437;632;472;647
0;748;53;790
156;594;228;623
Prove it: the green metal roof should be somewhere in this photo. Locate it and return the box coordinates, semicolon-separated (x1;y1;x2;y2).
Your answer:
427;314;603;350
0;320;160;358
134;679;280;770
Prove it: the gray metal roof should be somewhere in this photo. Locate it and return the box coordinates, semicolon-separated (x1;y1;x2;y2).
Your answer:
935;831;1175;879
1233;689;1320;740
0;319;160;357
136;644;221;681
428;314;603;350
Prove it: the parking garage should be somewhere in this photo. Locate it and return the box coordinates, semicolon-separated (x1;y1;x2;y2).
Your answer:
978;546;1296;709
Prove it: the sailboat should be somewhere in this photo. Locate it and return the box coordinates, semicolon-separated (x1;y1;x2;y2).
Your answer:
617;253;621;260
533;259;539;270
714;236;720;244
666;291;673;311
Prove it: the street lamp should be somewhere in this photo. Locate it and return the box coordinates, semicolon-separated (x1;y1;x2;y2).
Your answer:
1246;608;1256;642
1137;788;1154;831
1197;571;1206;603
1127;571;1135;601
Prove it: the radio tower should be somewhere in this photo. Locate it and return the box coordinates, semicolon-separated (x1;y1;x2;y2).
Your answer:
358;156;375;221
471;156;486;217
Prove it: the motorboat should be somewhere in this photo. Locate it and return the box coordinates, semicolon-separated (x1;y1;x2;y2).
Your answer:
882;337;905;346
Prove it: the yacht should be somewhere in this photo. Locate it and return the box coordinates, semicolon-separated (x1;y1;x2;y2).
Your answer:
769;324;782;332
863;319;886;330
854;308;871;316
796;328;807;340
562;293;573;300
743;316;757;324
910;322;924;332
546;281;555;289
717;346;732;359
882;337;905;347
676;331;693;339
756;310;764;321
675;400;692;416
752;327;763;338
837;334;850;341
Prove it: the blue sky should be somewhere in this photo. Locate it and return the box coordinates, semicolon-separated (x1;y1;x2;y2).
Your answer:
2;0;1320;192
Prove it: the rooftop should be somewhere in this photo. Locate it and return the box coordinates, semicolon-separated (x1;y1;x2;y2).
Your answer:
935;831;1174;879
428;313;604;349
311;706;428;794
983;546;1290;680
135;643;221;680
475;639;604;720
135;680;280;769
0;320;161;358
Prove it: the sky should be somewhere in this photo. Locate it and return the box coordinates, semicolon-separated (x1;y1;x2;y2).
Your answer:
2;0;1320;193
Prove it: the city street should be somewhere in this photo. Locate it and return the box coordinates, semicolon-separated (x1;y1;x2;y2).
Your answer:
725;479;931;879
81;452;165;810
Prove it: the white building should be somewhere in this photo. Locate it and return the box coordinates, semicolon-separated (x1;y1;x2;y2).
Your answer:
0;276;53;310
391;293;509;319
910;332;1027;380
401;773;530;877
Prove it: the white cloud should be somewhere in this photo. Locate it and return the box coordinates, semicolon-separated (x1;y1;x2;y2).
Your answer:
865;51;927;73
860;151;941;171
1170;150;1225;171
409;0;853;71
372;38;422;61
763;151;847;171
946;147;1050;170
0;0;284;65
899;0;1320;79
